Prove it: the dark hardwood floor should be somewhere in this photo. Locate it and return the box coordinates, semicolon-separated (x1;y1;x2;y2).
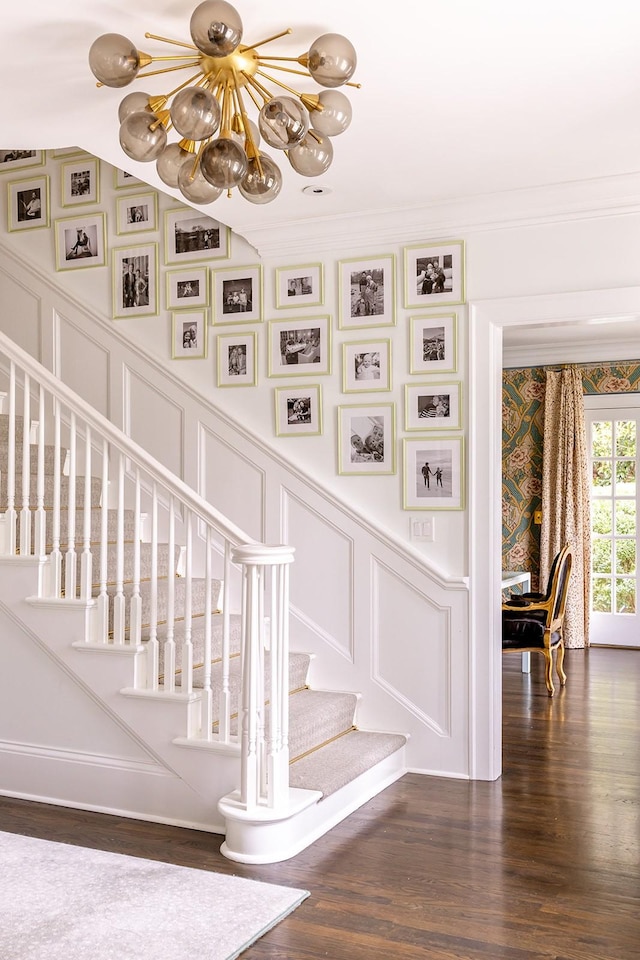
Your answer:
1;647;639;959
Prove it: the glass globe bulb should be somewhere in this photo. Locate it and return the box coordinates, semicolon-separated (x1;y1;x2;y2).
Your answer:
238;154;282;205
118;91;154;123
288;130;333;177
200;138;248;189
88;33;141;88
312;90;352;137
177;159;223;203
258;96;309;150
156;142;194;188
119;112;167;162
170;87;221;140
190;0;243;57
307;33;357;88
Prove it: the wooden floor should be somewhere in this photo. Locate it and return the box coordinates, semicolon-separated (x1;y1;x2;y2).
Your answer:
1;647;639;959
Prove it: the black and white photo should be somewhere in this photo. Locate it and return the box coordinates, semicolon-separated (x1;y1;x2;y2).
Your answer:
339;254;395;328
61;158;99;206
275;384;322;436
217;332;256;386
403;437;464;510
166;266;209;310
213;265;262;323
117;191;157;234
268;316;331;377
8;175;49;232
404;240;465;308
172;309;207;359
112;243;158;318
0;150;43;173
405;381;461;431
338;403;396;475
165;208;229;264
55;213;106;270
410;313;458;375
342;339;391;393
275;263;323;308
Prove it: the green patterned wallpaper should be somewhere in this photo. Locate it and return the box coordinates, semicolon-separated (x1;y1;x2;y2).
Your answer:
502;361;640;591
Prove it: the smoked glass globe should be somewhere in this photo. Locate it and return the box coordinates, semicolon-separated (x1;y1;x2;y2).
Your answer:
200;138;248;189
288;130;333;176
312;90;352;137
170;87;221;140
118;91;154;123
307;33;357;88
190;0;243;57
119;112;167;162
238;154;282;204
89;34;141;88
178;159;223;203
156;142;194;188
258;97;309;150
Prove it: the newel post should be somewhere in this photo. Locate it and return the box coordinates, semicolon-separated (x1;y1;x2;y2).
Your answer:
231;543;295;812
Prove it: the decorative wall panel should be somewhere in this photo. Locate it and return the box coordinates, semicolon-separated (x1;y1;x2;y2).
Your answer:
124;367;183;478
199;427;265;543
0;267;41;360
57;313;110;418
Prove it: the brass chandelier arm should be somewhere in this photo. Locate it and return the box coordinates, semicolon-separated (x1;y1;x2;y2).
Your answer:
253;68;321;111
242;73;272;104
258;60;362;89
144;33;200;51
232;72;262;174
136;61;204;81
239;27;292;51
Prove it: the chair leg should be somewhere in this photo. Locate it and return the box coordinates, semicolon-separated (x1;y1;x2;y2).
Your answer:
542;649;555;696
556;641;567;687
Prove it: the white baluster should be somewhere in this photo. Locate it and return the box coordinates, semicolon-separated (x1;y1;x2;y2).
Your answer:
180;511;193;695
112;453;126;644
4;363;17;555
33;386;46;557
219;541;232;742
163;495;176;693
96;439;109;642
202;526;213;740
63;412;77;598
146;481;159;688
79;426;93;599
48;400;62;596
128;468;142;651
19;374;31;556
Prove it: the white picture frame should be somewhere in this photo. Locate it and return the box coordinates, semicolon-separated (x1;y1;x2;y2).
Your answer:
171;309;208;359
216;332;257;387
212;264;262;324
274;384;322;437
404;239;466;309
409;313;458;375
338;254;396;329
54;213;106;270
268;316;331;377
338;403;396;475
342;339;392;393
275;263;324;309
404;381;462;431
403;436;465;510
164;208;229;264
7;175;49;232
166;266;209;310
116;191;158;234
112;242;158;318
61;157;99;206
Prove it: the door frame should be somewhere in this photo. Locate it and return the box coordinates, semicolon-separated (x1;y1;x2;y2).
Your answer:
467;286;640;781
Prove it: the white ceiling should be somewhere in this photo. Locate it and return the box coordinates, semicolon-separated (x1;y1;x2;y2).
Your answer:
2;0;640;256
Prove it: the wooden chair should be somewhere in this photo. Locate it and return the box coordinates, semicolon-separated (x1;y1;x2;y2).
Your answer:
502;544;573;696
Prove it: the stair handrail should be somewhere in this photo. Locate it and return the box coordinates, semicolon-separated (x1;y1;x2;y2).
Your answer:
0;329;295;816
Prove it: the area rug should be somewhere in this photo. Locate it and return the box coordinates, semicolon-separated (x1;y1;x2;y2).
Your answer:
0;830;309;960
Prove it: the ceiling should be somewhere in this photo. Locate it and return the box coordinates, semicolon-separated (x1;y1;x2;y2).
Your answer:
2;0;639;256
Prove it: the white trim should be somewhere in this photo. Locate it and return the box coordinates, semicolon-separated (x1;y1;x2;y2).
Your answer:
469;285;640;782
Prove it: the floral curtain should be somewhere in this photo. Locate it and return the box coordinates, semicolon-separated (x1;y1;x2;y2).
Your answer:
540;366;591;648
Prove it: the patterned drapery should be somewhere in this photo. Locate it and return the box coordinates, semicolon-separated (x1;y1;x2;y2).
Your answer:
540;366;591;648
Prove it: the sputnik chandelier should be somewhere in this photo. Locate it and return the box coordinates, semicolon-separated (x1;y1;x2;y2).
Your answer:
88;0;358;206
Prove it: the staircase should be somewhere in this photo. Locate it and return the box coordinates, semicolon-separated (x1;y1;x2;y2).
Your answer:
0;333;407;863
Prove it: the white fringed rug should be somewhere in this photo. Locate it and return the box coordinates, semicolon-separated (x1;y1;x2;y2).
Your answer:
0;830;309;960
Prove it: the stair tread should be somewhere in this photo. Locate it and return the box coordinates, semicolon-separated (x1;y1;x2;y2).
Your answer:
289;728;407;797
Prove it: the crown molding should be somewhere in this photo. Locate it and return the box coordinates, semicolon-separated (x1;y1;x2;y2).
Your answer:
239;170;640;258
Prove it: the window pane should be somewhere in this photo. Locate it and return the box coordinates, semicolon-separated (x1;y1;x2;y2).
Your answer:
615;500;636;536
615;579;636;615
615;460;636;496
615;420;636;458
592;421;612;458
592;577;611;613
616;540;636;575
593;499;613;535
592;539;612;574
592;460;612;493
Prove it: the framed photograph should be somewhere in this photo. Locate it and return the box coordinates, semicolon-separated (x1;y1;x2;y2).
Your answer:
112;243;158;318
164;207;229;264
61;157;99;206
116;191;158;234
410;313;458;375
114;167;142;189
51;147;85;159
268;316;331;377
404;381;462;431
274;384;322;437
166;266;209;310
338;403;396;475
171;310;208;360
7;175;49;231
54;213;106;270
404;239;465;309
342;339;391;393
275;263;323;309
216;332;257;387
0;150;44;173
403;436;465;510
212;264;262;324
338;254;396;329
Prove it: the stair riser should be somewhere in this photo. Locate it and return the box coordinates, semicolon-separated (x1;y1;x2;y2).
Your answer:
0;444;60;473
106;576;223;634
1;476;102;509
65;542;180;587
